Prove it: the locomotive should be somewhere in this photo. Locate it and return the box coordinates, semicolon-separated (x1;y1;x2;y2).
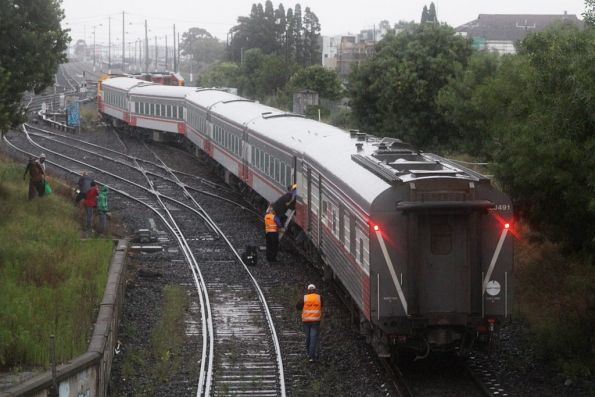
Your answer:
98;77;514;358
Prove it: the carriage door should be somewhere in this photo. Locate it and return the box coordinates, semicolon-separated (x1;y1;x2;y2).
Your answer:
308;168;321;249
418;213;469;314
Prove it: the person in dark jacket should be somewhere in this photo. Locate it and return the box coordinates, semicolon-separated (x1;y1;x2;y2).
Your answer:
23;157;45;200
272;184;297;227
296;284;323;362
76;171;93;203
83;181;99;231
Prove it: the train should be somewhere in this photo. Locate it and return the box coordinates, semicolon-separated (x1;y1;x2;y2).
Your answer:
98;76;514;358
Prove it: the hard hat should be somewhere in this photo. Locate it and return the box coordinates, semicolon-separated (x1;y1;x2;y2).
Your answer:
291;184;298;190
307;284;316;290
40;153;46;158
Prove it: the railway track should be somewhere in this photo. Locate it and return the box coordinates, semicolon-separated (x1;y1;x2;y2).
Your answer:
6;126;287;396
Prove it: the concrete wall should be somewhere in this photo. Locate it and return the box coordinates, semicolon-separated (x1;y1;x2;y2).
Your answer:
0;239;128;397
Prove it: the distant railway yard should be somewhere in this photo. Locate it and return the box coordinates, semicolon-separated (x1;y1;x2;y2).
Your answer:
0;61;593;397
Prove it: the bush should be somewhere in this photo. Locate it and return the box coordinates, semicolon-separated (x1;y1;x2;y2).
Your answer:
515;222;595;377
80;103;101;131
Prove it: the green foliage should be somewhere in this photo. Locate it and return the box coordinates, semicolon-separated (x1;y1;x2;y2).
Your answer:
515;229;595;376
180;27;225;73
229;1;320;67
491;25;595;254
199;62;242;88
0;0;70;133
80;102;100;131
287;65;342;100
584;0;595;26
436;51;501;155
0;159;112;369
348;24;473;149
240;49;296;100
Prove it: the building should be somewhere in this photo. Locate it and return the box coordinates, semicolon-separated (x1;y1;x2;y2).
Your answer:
321;22;392;80
456;13;583;54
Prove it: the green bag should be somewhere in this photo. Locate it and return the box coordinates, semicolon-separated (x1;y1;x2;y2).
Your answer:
44;181;52;194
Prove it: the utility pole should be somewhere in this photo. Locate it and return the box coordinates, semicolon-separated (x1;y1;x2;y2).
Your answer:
108;16;111;73
173;24;177;72
165;35;168;71
92;26;97;69
144;20;149;73
122;11;125;72
154;36;158;71
177;32;180;73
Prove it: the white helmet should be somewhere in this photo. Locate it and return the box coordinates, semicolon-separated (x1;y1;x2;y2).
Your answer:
307;284;316;290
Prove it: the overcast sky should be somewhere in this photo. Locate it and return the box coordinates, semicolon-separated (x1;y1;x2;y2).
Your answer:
62;0;588;45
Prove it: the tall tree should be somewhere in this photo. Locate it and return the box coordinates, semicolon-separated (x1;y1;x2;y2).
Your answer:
285;7;296;62
0;0;70;133
428;2;438;23
303;7;321;66
348;24;473;149
274;4;287;53
228;2;320;67
293;4;304;65
421;5;429;23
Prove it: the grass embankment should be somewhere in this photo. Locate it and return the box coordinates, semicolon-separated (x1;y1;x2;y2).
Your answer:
0;159;113;370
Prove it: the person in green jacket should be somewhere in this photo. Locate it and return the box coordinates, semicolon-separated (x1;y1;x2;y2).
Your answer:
97;185;109;234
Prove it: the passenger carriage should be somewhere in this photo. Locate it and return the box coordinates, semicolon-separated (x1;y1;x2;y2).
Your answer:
97;77;514;357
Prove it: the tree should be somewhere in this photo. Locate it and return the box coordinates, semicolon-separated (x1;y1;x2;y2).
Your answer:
0;0;70;133
584;0;595;26
421;5;429;23
302;7;321;66
288;65;342;99
428;2;438;23
436;51;501;155
199;62;242;88
489;25;595;254
73;40;87;59
348;24;473;149
238;49;294;100
228;2;320;67
180;27;225;72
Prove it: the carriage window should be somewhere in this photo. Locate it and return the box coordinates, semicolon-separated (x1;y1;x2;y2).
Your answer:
332;210;337;234
431;224;452;255
343;213;351;250
359;238;364;264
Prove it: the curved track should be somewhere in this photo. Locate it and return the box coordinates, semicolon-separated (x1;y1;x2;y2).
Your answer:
5;126;287;396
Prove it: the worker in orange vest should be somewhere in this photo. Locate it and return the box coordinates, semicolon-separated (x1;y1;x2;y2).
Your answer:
296;284;323;362
264;206;282;262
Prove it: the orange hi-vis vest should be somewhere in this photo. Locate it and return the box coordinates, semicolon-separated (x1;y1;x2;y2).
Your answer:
302;293;321;322
265;213;278;233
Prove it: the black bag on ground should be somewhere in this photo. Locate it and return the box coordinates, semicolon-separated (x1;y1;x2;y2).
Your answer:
241;245;258;266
